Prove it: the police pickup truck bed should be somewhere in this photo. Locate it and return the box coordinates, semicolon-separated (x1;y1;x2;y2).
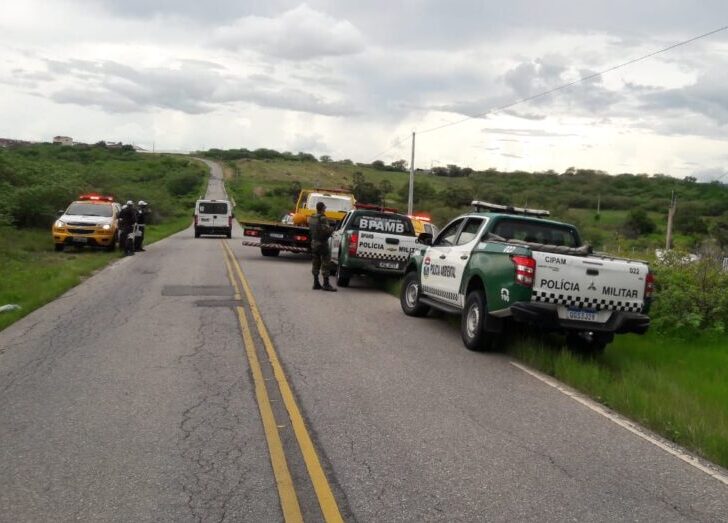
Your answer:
400;201;653;353
330;208;419;287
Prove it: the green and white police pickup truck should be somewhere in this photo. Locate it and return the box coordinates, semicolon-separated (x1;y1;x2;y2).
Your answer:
400;201;654;353
330;206;419;287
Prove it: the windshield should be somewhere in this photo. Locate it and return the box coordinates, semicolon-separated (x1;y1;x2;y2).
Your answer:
66;202;113;217
306;194;353;212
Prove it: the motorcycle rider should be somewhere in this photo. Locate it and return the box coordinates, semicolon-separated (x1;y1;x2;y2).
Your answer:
135;200;149;251
118;200;137;256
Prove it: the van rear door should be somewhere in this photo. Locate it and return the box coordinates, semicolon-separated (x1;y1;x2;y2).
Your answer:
198;201;229;228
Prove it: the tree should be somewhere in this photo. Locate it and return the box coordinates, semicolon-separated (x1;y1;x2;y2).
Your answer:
371;160;386;170
320;155;332;163
622;209;656;238
351;172;382;204
390;159;407;172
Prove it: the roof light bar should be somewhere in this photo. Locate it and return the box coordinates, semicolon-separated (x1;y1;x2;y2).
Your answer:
471;200;550;218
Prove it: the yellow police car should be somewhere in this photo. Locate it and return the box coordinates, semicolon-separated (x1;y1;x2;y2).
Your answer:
52;194;121;251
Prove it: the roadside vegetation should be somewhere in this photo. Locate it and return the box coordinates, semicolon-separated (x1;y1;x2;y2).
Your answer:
204;147;728;470
0;143;207;331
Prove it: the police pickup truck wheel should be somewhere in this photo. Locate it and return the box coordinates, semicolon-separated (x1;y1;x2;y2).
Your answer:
105;240;116;252
261;247;280;257
400;271;429;317
54;244;64;252
336;267;350;287
461;290;494;351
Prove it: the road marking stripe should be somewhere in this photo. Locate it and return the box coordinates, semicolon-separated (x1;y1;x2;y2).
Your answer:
222;245;304;522
223;241;344;523
220;243;241;300
511;361;728;487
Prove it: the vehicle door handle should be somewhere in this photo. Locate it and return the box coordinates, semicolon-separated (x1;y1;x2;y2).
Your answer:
460;255;468;260
439;255;447;259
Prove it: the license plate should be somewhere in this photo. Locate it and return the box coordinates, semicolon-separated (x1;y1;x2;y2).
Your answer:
567;308;597;322
378;261;400;269
73;237;88;243
269;233;284;239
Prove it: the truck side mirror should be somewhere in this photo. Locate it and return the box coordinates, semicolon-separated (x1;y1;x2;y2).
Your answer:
56;210;65;217
417;232;433;245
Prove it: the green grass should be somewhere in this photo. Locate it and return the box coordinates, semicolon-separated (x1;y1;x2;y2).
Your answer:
0;147;207;332
509;332;728;469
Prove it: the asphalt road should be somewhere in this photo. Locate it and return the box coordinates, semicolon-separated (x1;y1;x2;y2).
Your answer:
1;160;726;522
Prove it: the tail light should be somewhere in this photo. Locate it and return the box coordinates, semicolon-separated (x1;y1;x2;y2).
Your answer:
511;255;536;287
348;232;359;255
293;234;308;242
644;272;655;300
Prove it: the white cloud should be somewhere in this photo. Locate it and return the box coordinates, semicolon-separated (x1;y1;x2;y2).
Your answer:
211;4;366;60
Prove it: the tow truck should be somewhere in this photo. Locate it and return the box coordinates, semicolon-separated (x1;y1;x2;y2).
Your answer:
401;201;653;354
52;193;121;251
240;188;355;257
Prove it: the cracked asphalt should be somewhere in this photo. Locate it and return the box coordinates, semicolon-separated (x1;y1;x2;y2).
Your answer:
1;160;727;522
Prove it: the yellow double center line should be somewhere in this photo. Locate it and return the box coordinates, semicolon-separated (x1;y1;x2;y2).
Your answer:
221;241;343;523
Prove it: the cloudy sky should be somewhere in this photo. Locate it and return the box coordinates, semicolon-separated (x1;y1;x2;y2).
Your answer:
2;1;728;180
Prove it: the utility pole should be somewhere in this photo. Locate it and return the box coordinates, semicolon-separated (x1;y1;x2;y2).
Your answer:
408;131;416;215
665;191;677;250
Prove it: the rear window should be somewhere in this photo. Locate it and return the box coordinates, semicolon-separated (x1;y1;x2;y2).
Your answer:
66;202;113;217
350;212;414;235
198;202;228;214
492;218;580;247
306;194;353;212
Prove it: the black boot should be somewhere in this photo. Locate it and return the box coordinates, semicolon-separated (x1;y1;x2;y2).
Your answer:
322;277;337;292
313;276;322;290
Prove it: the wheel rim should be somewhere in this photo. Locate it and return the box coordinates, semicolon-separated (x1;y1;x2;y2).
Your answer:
466;302;480;338
405;281;419;308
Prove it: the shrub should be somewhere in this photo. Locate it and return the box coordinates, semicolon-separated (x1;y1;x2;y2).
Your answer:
651;246;728;336
166;172;201;196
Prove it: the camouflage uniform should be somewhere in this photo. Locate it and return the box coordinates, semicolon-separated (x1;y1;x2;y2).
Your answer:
309;213;332;278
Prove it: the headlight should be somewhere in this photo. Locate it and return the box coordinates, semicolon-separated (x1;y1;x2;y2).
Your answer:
101;223;111;230
54;220;66;228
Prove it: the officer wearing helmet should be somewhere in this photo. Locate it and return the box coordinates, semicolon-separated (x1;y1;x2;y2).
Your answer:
118;200;137;256
135;200;149;251
308;201;336;291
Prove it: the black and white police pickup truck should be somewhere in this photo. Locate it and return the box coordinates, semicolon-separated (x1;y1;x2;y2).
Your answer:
329;206;420;287
401;201;654;353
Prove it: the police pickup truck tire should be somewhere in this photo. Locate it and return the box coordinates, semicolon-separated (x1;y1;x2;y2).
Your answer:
461;290;495;352
336;267;350;287
105;239;116;252
261;247;280;257
401;271;430;317
54;244;64;252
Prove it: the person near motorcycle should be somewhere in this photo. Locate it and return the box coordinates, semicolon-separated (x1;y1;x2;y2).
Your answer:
135;200;149;251
118;200;137;256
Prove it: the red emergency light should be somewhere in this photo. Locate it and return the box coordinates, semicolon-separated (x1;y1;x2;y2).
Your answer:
79;193;114;202
408;213;432;222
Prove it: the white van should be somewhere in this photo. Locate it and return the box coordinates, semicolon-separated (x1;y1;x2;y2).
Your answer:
194;199;233;238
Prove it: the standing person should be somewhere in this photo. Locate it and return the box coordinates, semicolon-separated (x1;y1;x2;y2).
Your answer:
135;200;149;251
308;201;337;292
118;200;137;256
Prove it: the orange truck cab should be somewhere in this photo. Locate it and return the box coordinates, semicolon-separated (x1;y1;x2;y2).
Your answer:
52;193;121;251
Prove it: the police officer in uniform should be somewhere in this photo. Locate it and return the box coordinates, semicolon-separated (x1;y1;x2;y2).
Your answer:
308;201;337;291
118;200;137;256
135;200;149;251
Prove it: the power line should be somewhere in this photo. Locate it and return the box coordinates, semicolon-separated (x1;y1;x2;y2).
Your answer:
370;24;728;162
418;24;728;136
